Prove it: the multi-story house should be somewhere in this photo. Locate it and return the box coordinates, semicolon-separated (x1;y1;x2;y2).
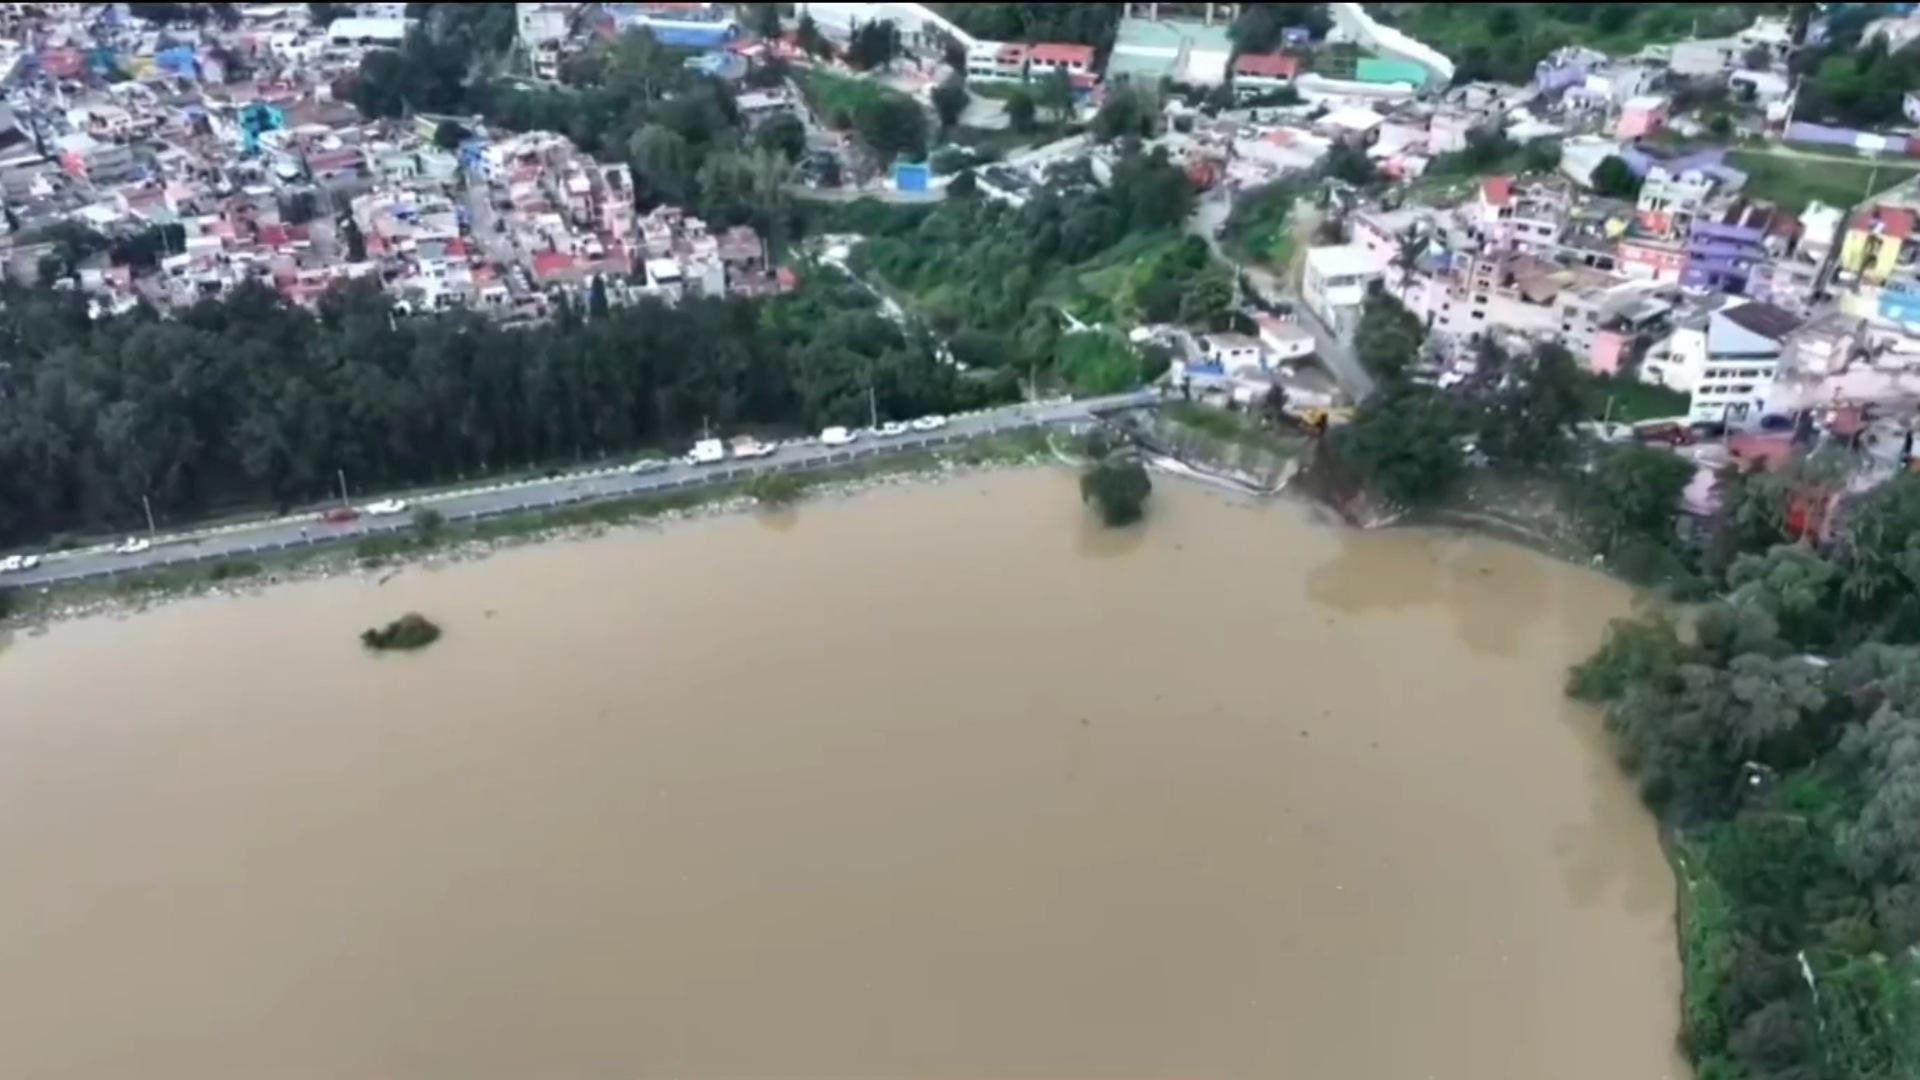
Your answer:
1837;204;1919;285
1681;200;1793;296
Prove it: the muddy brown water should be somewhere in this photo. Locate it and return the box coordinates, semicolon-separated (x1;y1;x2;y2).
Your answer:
0;469;1683;1080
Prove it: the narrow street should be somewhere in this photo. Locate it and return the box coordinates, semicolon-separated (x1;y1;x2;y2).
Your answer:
1188;190;1376;403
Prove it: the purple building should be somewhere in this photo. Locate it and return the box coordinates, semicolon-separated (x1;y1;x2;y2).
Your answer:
1682;201;1791;295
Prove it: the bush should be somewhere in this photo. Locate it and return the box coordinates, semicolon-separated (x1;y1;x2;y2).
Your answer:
205;559;263;583
748;471;806;506
361;612;442;651
1080;457;1151;526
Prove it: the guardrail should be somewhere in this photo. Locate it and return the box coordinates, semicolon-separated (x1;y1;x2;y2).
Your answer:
4;416;1083;591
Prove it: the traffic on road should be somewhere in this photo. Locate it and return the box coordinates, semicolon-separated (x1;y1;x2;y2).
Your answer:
0;395;1148;591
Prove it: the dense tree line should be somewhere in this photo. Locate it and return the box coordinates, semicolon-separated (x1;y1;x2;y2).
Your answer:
1569;473;1920;1078
0;273;1014;546
938;4;1122;51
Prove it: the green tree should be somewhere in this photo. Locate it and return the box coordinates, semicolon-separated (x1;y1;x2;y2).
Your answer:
742;1;781;39
1352;289;1423;380
629;123;694;205
1080;456;1152;526
854;94;929;162
931;73;970;130
342;217;367;262
1093;80;1153;141
1323;141;1376;186
1038;66;1075;122
1005;87;1038;133
847;19;900;71
753;113;808;162
1332;384;1465;508
432;119;470;151
1590;155;1641;199
796;12;830;57
1727;544;1842;649
1581;445;1693;555
1477;342;1586;467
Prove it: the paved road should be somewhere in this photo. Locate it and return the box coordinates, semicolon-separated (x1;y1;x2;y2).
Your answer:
3;393;1154;591
1190;190;1376;403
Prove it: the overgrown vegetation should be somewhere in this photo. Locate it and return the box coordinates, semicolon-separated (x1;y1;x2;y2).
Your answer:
1385;3;1786;85
1569;483;1920;1076
361;612;442;652
847;145;1199;391
1080;454;1152;527
1221;180;1302;268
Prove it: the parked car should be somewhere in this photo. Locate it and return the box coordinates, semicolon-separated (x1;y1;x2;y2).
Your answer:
362;498;409;516
910;414;947;432
19;554;40;570
876;421;909;438
820;426;856;447
1634;422;1693;447
115;537;151;555
321;507;360;524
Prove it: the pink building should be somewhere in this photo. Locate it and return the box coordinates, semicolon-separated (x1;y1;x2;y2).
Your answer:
1615;95;1670;140
1589;327;1633;375
1617;236;1687;283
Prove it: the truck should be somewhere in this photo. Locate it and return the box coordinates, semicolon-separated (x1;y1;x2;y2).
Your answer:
687;438;727;465
729;435;775;459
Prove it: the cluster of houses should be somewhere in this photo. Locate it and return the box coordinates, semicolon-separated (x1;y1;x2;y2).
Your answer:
0;1;785;323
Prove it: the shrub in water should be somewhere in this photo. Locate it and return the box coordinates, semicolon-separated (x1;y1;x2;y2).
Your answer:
361;612;442;652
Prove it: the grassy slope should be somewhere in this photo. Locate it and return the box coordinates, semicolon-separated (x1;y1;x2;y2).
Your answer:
1728;150;1920;214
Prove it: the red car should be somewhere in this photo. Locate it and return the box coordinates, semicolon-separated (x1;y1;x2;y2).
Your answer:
321;507;360;524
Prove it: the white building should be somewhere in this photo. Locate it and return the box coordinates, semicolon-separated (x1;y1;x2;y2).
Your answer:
1303;244;1384;338
1667;37;1741;78
516;2;577;48
1637;163;1720;235
1200;333;1269;373
795;2;973;53
1643;301;1802;425
326;16;414;48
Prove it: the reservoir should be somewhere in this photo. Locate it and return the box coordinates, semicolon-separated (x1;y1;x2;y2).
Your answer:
0;468;1682;1080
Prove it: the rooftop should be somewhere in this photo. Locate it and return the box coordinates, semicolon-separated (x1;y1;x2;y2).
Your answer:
1305;244;1378;278
1234;53;1301;80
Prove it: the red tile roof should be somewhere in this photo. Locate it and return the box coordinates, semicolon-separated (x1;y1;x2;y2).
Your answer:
1030;42;1095;67
1480;175;1513;206
532;250;576;278
1853;204;1917;239
1234;53;1301;79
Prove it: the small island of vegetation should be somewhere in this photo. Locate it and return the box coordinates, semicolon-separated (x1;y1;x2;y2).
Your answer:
361;613;442;652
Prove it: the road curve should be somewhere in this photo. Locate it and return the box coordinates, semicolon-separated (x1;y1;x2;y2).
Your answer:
3;392;1155;591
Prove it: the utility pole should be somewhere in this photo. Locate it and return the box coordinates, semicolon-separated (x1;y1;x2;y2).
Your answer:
141;494;156;540
868;383;878;429
337;468;350;508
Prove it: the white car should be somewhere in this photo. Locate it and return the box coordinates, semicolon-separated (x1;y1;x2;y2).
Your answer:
115;537;152;556
362;498;409;516
627;457;668;475
876;421;909;438
910;414;947;432
820;426;856;447
17;554;40;571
